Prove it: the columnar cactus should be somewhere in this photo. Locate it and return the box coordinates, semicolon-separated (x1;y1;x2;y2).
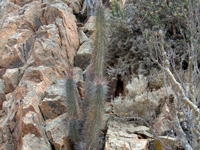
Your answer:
66;74;80;144
93;3;107;77
82;3;108;149
66;2;108;149
66;76;78;118
83;77;108;149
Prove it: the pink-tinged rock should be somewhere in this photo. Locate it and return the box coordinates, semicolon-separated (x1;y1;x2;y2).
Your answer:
2;1;21;14
74;40;93;69
0;119;15;150
1;2;42;64
39;78;82;121
73;67;83;83
0;1;21;48
45;113;72;150
39;96;67;121
78;29;89;45
8;31;33;47
3;68;19;94
25;24;70;76
44;2;79;67
21;133;51;150
0;29;33;68
10;0;42;7
9;99;49;149
20;1;42;32
19;66;60;86
0;3;20;66
44;79;66;99
21;111;43;137
9;103;49;149
68;0;84;14
0;1;81;149
7;66;61;149
14;66;61;115
2;93;14;116
14;66;54;102
0;12;33;67
0;93;15;150
83;16;95;33
2;44;26;68
73;67;85;100
39;79;67;121
153;104;172;136
0;67;6;79
27;29;58;67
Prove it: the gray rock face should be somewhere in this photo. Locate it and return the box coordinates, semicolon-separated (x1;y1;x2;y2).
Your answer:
45;113;72;150
83;16;95;33
73;67;83;83
21;133;51;150
44;79;66;99
126;125;151;134
3;68;19;94
78;29;89;45
74;40;93;69
44;1;79;67
39;79;67;121
105;121;149;150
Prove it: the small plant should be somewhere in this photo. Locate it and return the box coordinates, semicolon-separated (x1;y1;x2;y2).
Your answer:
110;0;124;19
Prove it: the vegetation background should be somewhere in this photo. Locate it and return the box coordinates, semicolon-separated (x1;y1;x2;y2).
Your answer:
107;0;200;149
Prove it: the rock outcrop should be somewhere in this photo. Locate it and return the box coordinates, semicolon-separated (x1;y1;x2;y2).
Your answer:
0;0;79;149
105;121;149;150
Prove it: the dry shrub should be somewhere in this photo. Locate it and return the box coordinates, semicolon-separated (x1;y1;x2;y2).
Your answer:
112;74;174;122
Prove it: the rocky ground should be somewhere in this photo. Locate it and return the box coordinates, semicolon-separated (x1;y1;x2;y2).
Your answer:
0;0;178;150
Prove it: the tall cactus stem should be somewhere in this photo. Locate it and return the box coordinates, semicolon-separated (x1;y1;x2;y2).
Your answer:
93;5;107;76
83;76;108;149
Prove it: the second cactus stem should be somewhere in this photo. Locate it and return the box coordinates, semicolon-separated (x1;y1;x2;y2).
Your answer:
66;74;80;145
83;77;108;149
